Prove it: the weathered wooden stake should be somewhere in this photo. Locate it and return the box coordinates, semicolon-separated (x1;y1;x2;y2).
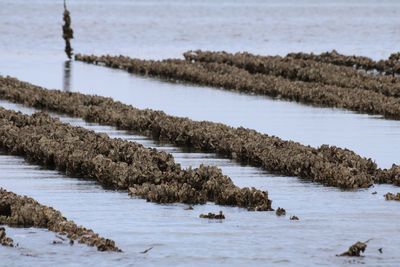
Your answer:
62;0;74;59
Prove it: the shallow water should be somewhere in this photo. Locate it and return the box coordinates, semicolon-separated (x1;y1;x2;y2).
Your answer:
1;0;400;168
1;0;400;59
2;57;400;169
1;0;400;266
1;100;400;267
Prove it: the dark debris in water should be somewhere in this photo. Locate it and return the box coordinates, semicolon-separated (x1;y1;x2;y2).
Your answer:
199;211;225;220
0;227;14;247
276;207;286;216
337;241;368;257
140;247;153;254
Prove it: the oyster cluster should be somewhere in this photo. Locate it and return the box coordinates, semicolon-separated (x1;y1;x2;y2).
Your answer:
0;227;14;247
0;77;388;189
275;207;286;216
184;50;400;98
337;241;368;257
75;53;400;120
384;192;400;201
0;188;120;251
375;164;400;185
287;50;400;76
0;107;272;211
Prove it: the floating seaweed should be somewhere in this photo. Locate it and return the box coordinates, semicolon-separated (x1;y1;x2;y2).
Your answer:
0;188;120;251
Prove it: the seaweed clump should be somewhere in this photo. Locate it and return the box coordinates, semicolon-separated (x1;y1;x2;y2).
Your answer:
0;188;120;252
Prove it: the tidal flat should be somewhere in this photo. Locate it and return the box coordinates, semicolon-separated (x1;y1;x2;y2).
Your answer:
1;0;400;266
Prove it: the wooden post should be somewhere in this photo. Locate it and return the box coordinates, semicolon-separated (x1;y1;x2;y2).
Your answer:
62;0;74;59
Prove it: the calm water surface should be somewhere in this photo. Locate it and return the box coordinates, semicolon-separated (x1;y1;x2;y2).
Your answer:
1;101;399;267
1;0;400;266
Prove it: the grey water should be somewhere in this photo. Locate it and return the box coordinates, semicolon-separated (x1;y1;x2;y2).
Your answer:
1;0;400;266
1;100;400;267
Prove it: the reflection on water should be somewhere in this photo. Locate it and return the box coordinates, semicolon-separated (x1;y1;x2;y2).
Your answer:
63;60;72;92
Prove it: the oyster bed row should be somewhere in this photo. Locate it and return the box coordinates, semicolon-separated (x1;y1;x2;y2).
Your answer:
184;50;400;98
0;106;271;211
287;50;400;76
2;76;398;189
0;188;120;251
75;54;400;120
